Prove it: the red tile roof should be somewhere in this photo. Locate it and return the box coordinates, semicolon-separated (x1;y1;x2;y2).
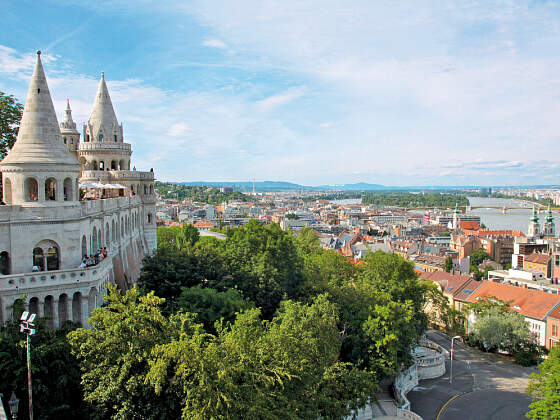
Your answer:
466;281;560;320
524;252;551;265
460;220;480;231
549;304;560;321
419;271;473;297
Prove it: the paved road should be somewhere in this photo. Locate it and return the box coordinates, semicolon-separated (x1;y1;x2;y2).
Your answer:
407;330;536;420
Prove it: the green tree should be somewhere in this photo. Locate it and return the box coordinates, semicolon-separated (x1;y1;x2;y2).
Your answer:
0;92;23;160
469;306;537;354
470;249;490;267
176;286;253;333
157;225;184;249
68;285;184;420
526;345;560;419
0;319;87;420
422;280;465;337
182;223;200;246
444;256;453;272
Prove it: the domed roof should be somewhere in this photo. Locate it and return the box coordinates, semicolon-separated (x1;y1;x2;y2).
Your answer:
0;51;78;166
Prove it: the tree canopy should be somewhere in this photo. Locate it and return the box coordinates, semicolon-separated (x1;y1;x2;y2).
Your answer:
526;345;560;420
0;92;23;160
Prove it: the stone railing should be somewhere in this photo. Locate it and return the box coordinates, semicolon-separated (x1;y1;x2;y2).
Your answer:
81;170;154;181
413;338;447;380
0;257;112;293
79;142;131;151
393;364;418;411
397;407;423;420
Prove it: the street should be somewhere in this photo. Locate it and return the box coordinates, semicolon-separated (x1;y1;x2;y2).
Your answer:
407;330;536;420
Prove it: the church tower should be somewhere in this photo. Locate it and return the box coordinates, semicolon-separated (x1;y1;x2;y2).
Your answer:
60;99;80;160
0;51;80;205
452;203;460;230
79;73;131;172
528;206;540;238
544;205;555;236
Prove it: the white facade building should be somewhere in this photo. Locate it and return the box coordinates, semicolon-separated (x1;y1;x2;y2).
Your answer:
0;52;156;327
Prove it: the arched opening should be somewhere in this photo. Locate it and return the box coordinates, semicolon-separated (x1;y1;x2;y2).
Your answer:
72;292;82;325
25;178;39;201
113;134;118;142
45;178;57;201
112;220;116;243
143;185;147;195
92;160;98;170
63;137;67;144
92;226;98;251
29;297;39;316
12;298;25;321
33;247;45;271
105;223;110;247
3;177;12;204
99;161;105;170
130;184;135;196
63;177;73;201
147;213;152;224
88;287;98;318
99;134;104;142
58;294;69;324
111;160;117;170
46;246;59;271
86;134;90;142
44;295;54;328
119;160;125;170
81;235;87;259
0;251;10;275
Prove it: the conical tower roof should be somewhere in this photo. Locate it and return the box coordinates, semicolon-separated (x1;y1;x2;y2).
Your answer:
87;72;120;138
60;99;78;131
1;51;78;166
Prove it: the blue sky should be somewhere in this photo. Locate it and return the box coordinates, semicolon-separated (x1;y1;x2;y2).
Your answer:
2;0;560;186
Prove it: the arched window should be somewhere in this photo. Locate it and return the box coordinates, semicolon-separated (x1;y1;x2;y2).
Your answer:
33;247;44;271
63;137;67;144
114;135;117;142
86;134;90;142
81;235;87;258
88;287;98;318
99;161;105;170
58;294;69;324
44;295;55;328
3;177;12;204
119;160;125;170
144;185;147;195
98;228;102;251
25;178;38;202
64;177;73;201
92;226;98;250
111;160;117;170
99;134;104;142
70;138;74;144
29;297;39;316
46;246;59;271
45;178;57;201
147;213;152;224
0;251;10;275
92;161;98;170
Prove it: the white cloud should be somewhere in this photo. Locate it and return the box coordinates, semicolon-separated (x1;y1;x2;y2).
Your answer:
202;39;227;49
167;122;191;136
255;88;304;111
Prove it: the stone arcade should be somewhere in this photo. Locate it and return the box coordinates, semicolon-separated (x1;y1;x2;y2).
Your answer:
0;51;157;326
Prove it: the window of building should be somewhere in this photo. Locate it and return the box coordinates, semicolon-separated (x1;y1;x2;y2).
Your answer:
554;325;559;337
99;134;104;142
33;247;44;271
0;251;10;275
64;137;67;144
45;178;57;201
25;178;38;202
114;135;117;142
46;246;59;271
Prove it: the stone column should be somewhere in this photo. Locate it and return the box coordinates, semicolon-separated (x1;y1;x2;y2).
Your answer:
53;299;60;328
80;296;89;328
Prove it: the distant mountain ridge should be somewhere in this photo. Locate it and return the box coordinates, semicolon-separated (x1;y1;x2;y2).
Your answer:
167;181;560;192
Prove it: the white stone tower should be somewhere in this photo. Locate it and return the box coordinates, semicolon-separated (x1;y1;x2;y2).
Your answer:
0;51;80;205
452;203;460;230
544;205;555;236
60;99;81;160
79;73;131;171
528;205;540;238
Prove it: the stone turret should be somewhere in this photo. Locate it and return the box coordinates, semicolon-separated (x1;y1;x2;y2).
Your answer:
60;99;80;160
0;51;80;205
78;73;131;171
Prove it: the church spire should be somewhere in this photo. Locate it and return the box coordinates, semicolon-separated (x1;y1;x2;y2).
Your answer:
0;51;78;165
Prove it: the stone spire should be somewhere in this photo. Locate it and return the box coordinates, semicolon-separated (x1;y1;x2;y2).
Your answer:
85;72;122;143
528;205;540;237
60;99;80;158
0;51;78;165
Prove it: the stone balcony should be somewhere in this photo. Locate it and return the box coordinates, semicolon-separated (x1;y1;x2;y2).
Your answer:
79;142;132;152
81;170;154;181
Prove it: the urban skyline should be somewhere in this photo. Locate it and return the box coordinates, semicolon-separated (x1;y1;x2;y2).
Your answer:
2;1;560;186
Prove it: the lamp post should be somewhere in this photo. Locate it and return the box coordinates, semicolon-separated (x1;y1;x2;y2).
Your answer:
449;335;461;385
20;311;36;420
8;391;19;420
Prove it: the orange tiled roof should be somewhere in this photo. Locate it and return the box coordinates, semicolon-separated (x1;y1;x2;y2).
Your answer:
549;305;560;320
460;220;480;231
466;281;560;320
474;229;526;238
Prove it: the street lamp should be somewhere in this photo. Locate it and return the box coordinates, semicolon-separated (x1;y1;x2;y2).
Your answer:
20;311;36;420
449;335;461;385
8;391;19;420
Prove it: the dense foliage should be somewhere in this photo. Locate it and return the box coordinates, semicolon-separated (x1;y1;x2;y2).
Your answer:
0;92;23;160
0;319;86;420
361;191;468;208
155;181;251;204
526;345;560;419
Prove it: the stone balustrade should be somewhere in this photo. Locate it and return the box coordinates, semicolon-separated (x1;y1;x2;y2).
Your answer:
413;338;448;380
79;142;131;151
81;170;154;180
397;408;423;420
